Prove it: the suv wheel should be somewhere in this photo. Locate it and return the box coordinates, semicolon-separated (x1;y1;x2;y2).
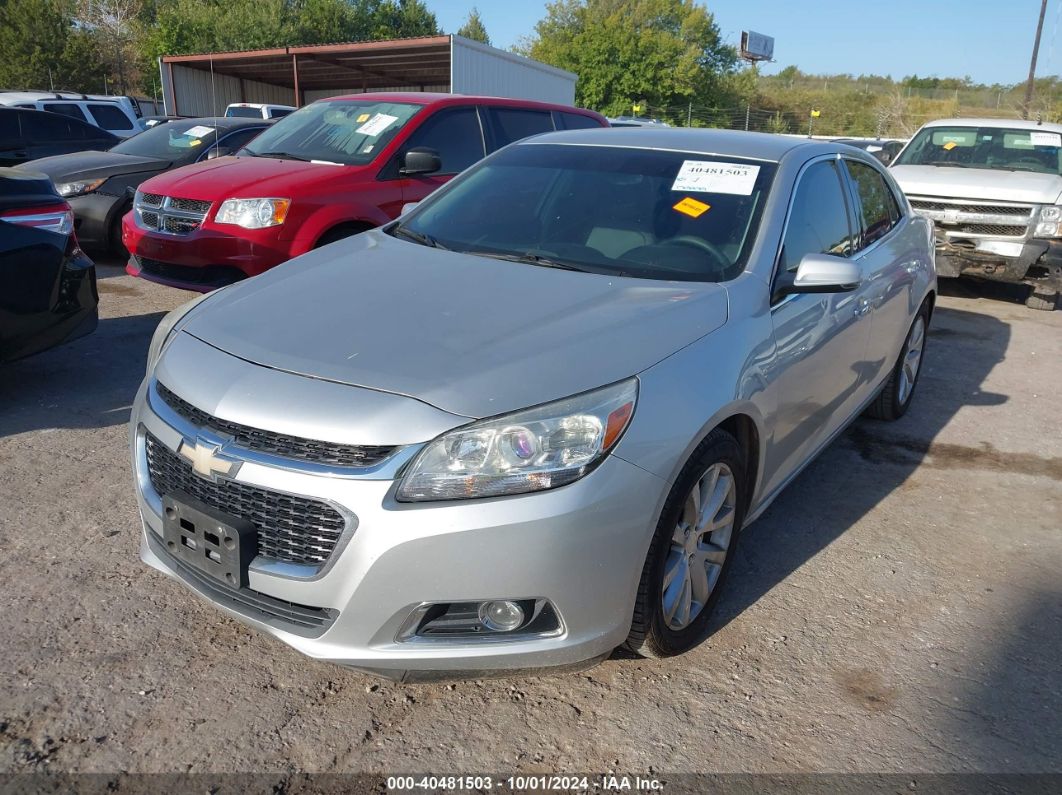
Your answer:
624;429;746;659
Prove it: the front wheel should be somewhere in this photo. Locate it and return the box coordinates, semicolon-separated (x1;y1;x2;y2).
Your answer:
865;301;929;421
624;429;746;659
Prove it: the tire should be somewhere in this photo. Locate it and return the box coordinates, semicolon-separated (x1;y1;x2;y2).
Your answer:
314;224;369;248
623;428;746;659
1025;289;1058;312
865;301;930;421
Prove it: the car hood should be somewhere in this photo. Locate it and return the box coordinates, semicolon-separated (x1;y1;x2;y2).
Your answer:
890;164;1062;204
141;154;358;200
180;230;730;419
22;151;170;182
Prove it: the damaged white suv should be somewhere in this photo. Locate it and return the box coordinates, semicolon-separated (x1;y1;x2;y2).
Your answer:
891;118;1062;310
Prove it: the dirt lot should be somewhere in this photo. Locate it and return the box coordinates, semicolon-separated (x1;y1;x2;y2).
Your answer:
0;263;1060;779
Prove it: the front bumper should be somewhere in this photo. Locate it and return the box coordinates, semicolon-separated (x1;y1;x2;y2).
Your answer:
130;377;665;679
122;213;294;290
935;234;1062;290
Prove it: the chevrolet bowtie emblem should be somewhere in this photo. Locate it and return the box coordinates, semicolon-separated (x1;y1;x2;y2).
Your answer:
178;437;241;480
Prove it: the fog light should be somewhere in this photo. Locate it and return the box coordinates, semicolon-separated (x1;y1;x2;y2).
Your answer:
478;600;525;632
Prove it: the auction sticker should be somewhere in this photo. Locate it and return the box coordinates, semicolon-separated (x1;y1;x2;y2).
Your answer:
356;113;398;136
672;161;760;195
673;196;711;217
1030;131;1062;148
183;125;215;139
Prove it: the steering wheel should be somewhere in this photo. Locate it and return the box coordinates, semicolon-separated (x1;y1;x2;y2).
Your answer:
659;236;730;270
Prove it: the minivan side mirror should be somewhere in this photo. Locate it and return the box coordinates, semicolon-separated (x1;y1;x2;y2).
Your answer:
400;147;442;176
783;253;862;295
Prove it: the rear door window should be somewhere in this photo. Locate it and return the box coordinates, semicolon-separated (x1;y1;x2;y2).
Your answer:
403;107;485;175
43;103;89;123
778;160;855;276
845;160;901;249
488;107;554;148
88;103;134;131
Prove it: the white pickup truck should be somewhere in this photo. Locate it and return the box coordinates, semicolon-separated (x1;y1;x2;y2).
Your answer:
891;118;1062;310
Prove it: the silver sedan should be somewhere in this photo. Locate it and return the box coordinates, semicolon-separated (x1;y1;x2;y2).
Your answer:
130;128;936;679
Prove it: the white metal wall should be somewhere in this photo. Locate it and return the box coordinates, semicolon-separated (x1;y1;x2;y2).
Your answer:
449;35;576;105
168;64;296;116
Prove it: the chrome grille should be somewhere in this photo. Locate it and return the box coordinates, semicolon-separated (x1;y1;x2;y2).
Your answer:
908;195;1033;238
145;432;346;565
134;191;210;235
156;382;398;468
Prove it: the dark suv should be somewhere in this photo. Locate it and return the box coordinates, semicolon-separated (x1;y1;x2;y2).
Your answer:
0;107;119;166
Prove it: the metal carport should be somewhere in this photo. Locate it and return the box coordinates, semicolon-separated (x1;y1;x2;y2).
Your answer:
159;35;578;116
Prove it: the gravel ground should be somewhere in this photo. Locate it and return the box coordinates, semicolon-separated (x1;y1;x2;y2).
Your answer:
0;263;1059;778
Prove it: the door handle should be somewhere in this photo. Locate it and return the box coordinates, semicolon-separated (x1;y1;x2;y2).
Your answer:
854;298;872;317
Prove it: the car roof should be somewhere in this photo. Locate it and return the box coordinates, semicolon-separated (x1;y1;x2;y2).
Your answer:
920;117;1062;133
515;127;836;162
180;116;273;129
321;91;602;116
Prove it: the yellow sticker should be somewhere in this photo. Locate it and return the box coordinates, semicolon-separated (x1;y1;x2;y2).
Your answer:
673;197;711;218
943;141;957;151
189;139;202;147
356;113;370;122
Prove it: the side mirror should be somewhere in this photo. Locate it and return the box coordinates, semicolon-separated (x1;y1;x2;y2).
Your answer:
401;202;420;215
205;146;232;160
400;147;442;176
785;253;862;295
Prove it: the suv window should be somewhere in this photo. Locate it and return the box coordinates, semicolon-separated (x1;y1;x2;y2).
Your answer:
489;107;554;147
22;110;81;141
779;159;854;275
404;107;484;175
42;103;88;123
269;108;293;118
846;160;900;248
88;103;134;130
0;111;20;143
557;111;600;130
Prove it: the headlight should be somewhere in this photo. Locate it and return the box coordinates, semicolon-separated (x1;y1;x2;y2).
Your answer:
215;197;290;229
145;292;214;374
397;379;638;502
1035;205;1062;237
56;178;105;197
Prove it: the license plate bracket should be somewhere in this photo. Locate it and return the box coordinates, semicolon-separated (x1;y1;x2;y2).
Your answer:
161;492;257;588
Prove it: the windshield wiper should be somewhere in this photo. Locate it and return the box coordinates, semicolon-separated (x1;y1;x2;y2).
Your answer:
473;251;589;272
391;225;446;250
925;161;972;168
249;150;310;162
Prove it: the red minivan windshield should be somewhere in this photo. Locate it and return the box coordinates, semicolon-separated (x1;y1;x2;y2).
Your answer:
240;100;423;166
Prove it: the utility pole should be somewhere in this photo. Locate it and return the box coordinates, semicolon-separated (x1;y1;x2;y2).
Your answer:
1022;0;1049;119
744;103;751;131
687;102;692;127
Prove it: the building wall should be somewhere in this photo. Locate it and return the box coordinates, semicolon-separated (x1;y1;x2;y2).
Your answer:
449;35;576;105
302;85;449;104
167;64;296;116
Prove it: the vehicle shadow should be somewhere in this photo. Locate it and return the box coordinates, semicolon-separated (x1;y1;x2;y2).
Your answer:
0;311;164;438
708;302;1010;631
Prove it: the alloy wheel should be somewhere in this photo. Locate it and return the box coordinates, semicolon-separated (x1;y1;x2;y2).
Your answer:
898;316;926;405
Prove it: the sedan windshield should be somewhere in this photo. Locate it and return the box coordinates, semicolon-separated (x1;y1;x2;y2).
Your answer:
241;100;422;165
895;125;1062;175
393;144;776;282
110;121;233;162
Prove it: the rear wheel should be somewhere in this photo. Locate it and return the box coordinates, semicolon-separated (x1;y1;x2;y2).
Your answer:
1025;288;1058;311
624;429;746;659
865;302;929;421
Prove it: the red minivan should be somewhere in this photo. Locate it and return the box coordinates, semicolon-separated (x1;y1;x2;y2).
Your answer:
122;93;607;290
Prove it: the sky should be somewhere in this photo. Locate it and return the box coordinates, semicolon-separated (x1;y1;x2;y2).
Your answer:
425;0;1062;86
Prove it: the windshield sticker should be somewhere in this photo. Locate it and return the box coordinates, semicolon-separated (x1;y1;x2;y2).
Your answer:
942;141;957;151
1030;131;1062;148
672;161;760;195
356;113;399;136
356;113;370;123
183;125;215;139
673;197;711;218
188;139;202;147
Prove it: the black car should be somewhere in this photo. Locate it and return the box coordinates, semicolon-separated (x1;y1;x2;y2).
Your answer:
21;116;270;253
0;107;119;167
0;168;97;363
832;138;906;166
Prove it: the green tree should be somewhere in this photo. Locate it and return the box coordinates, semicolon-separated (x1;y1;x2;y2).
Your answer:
523;0;738;118
457;6;490;45
0;0;108;92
